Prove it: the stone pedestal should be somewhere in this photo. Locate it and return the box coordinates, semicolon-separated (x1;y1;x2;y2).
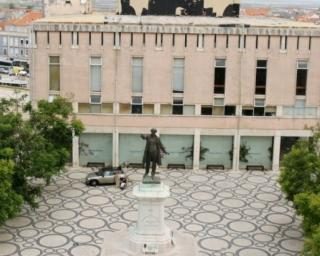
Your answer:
102;182;197;256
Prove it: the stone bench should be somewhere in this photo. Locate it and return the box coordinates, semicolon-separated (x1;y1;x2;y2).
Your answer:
167;164;186;169
207;164;225;170
87;162;105;167
246;165;265;171
128;163;144;168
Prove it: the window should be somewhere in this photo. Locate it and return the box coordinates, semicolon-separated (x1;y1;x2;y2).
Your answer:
214;59;226;94
72;32;79;45
47;32;50;45
131;96;143;114
197;34;204;49
280;36;287;51
90;95;101;104
255;36;259;49
49;56;60;91
238;35;246;49
114;32;121;48
297;36;300;50
101;32;104;46
172;98;183;115
224;106;236;116
173;58;184;93
267;36;270;49
89;32;92;45
255;60;267;95
283;99;317;117
132;57;143;93
184;34;188;47
130;33;133;46
20;39;24;45
155;33;163;48
214;34;217;48
242;106;254;116
59;32;62;45
172;34;175;47
226;35;229;48
296;60;308;96
90;57;102;93
201;106;213;115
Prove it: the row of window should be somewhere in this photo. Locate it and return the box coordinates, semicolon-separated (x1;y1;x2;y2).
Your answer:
39;31;314;51
1;36;29;47
77;99;318;118
49;56;310;97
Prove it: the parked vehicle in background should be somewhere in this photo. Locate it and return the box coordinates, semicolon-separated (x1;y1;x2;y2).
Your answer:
85;166;126;186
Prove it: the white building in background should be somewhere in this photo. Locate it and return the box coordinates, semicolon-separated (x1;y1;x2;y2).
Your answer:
0;10;42;60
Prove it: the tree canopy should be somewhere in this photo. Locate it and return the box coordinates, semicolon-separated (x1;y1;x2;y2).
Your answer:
279;125;320;256
0;96;83;223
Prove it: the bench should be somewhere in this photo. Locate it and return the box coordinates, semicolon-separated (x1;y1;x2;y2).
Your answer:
128;163;144;168
87;162;105;167
207;164;225;170
246;165;265;171
167;164;186;169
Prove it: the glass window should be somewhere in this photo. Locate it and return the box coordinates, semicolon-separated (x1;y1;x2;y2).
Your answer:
296;60;308;96
214;59;226;94
132;57;143;93
173;58;184;93
131;96;143;114
49;56;60;91
172;98;183;115
90;57;102;92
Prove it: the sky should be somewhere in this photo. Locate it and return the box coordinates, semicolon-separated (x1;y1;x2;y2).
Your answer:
241;0;320;6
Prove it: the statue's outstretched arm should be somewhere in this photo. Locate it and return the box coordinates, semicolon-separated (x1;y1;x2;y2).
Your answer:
141;134;147;140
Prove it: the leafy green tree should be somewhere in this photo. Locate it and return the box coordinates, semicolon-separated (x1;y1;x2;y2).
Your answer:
279;125;320;256
0;96;83;222
0;160;23;224
279;139;320;201
294;192;320;235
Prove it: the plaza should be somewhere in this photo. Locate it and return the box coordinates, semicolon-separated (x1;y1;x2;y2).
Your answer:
0;168;303;256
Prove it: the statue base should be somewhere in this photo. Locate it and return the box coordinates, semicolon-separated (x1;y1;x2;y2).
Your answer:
102;182;197;256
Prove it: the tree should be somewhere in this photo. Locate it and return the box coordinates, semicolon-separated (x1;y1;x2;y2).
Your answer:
0;160;23;224
279;125;320;256
279;138;320;201
0;96;84;222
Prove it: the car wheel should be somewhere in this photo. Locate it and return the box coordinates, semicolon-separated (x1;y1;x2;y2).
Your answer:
90;180;98;186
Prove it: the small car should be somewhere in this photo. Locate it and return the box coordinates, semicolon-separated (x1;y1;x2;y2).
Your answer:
85;166;125;186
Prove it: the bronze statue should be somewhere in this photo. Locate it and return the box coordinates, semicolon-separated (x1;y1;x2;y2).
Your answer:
141;128;168;181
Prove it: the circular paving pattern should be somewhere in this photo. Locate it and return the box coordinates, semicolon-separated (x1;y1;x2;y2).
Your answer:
0;169;304;256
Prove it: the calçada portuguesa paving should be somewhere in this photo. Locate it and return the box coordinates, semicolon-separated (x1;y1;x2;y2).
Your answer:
0;168;304;256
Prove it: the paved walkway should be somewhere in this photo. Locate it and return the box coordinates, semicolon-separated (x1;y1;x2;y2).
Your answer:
0;168;303;256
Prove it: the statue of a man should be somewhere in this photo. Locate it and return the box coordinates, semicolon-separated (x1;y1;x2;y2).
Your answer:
141;128;168;180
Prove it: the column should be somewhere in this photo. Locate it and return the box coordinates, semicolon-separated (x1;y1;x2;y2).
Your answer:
272;132;281;171
232;134;241;171
195;104;201;116
154;103;161;115
193;129;201;170
113;129;119;167
72;131;79;167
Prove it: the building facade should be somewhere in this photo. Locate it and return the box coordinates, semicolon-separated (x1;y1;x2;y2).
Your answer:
0;11;42;60
31;14;320;171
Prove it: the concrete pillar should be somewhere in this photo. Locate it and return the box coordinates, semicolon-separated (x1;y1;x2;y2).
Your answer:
193;129;201;170
232;134;241;171
276;106;283;117
113;129;119;167
72;101;78;113
154;103;161;115
72;131;79;167
113;102;119;114
195;104;201;116
272;132;281;171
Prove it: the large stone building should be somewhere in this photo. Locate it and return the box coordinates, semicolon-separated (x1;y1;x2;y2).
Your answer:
31;12;320;171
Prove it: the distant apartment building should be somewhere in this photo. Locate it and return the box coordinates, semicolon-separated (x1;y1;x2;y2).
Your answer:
31;11;320;171
0;10;42;60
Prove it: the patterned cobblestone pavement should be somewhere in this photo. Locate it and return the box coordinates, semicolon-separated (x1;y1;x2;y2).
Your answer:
0;168;303;256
